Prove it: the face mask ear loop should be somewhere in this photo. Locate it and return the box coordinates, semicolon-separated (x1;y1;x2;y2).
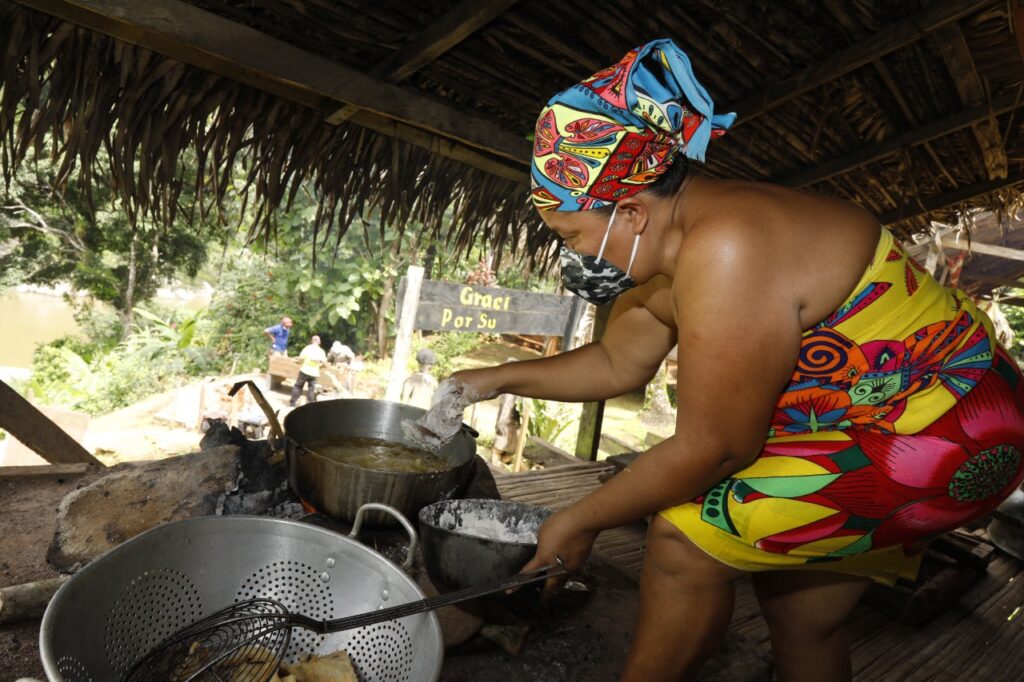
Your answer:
625;233;641;277
595;204;619;262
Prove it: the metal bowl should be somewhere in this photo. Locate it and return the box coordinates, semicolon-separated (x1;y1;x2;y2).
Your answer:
40;511;442;682
283;399;478;526
419;499;550;591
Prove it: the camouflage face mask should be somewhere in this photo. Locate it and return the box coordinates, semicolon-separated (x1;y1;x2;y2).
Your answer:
559;204;640;305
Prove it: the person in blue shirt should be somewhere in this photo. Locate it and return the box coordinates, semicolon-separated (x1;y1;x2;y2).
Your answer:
263;316;293;355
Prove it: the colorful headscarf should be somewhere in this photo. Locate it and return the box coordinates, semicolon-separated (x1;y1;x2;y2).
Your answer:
530;39;736;212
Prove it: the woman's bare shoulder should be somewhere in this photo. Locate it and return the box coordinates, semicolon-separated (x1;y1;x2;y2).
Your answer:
675;180;880;329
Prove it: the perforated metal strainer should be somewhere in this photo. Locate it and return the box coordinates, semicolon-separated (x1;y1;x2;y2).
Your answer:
40;505;442;681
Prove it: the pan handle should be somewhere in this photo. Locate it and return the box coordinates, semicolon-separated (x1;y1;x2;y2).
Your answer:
350;503;418;572
229;380;286;444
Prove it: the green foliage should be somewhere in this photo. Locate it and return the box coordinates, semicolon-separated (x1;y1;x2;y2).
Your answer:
428;332;484;378
270;222;395;342
26;304;213;415
196;256;281;374
2;137;562;415
27;327;211;415
1;150;214;341
999;289;1024;362
72;304;124;358
134;306;203;350
528;398;575;444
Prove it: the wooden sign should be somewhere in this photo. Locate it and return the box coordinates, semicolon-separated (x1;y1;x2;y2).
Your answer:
398;279;575;336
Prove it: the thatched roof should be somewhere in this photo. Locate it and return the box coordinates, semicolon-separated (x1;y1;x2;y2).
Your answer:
2;0;1023;286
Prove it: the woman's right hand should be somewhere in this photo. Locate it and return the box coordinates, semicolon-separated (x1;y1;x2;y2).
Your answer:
518;506;599;597
449;368;501;403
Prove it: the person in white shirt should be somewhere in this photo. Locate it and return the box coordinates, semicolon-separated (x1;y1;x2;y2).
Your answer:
327;340;355;366
290;335;327;406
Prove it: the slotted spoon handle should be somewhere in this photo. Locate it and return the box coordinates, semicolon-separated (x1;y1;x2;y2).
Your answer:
304;562;566;635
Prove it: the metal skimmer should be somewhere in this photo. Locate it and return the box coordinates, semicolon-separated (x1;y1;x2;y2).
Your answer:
126;564;563;681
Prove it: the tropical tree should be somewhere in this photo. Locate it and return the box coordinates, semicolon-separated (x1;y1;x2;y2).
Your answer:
1;148;214;336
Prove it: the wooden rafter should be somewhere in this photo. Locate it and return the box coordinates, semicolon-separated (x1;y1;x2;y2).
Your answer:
327;0;523;124
776;91;1022;187
15;0;532;173
818;1;958;187
725;0;994;125
992;296;1024;306
1013;0;1024;64
879;170;1024;224
958;272;1024;291
933;24;1008;179
940;237;1024;262
343;112;527;182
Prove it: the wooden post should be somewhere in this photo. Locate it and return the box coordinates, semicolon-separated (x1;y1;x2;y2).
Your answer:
0;380;104;466
195;381;207;431
512;399;532;473
561;296;584;352
386;265;425;402
574;303;613;461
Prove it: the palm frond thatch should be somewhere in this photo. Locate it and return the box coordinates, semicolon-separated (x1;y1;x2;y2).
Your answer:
0;5;546;265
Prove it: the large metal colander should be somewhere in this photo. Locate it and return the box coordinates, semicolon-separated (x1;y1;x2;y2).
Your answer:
40;507;443;681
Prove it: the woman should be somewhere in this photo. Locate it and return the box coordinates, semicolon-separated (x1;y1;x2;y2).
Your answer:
428;39;1024;681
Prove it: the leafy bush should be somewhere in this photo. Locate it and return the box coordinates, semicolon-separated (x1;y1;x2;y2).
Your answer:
72;304;123;358
196;258;282;374
27;310;214;415
1000;290;1024;362
428;332;484;378
528;398;575;444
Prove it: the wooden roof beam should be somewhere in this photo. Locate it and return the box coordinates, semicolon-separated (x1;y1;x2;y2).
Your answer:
933;24;1008;179
17;0;531;173
1014;0;1024;64
957;271;1024;291
992;296;1024;306
776;90;1022;187
725;0;994;126
821;0;959;187
879;170;1024;224
940;237;1024;262
327;0;523;124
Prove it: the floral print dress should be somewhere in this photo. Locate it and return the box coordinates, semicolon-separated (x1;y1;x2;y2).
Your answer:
661;228;1024;584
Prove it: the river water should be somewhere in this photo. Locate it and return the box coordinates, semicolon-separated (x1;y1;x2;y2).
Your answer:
0;291;81;369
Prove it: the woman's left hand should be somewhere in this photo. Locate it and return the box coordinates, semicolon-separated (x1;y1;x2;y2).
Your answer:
519;506;599;597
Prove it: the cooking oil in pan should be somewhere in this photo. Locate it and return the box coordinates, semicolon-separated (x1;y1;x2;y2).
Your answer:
307;436;451;473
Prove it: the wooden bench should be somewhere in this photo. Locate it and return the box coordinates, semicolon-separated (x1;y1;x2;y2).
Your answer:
267;355;349;393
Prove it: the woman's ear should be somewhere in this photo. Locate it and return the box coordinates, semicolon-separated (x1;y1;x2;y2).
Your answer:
616;197;650;236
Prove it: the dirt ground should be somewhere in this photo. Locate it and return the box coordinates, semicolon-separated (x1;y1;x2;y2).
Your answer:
0;470;107;680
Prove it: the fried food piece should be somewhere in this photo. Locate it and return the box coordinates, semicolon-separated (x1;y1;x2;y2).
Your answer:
222;645;279;668
229;662;283;682
176;642;282;682
173;641;212;680
280;650;359;682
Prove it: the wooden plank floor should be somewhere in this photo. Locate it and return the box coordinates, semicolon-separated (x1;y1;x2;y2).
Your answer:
494;462;648;581
494;462;1024;681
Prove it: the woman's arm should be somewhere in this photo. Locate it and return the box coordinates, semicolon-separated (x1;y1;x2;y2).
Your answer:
455;281;678;402
521;219;804;582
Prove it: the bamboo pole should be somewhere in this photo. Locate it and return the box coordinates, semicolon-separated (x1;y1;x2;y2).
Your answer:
512;399;532;473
